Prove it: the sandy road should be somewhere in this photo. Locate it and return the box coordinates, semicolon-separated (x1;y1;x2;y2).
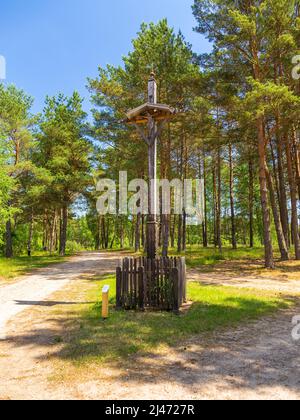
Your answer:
188;267;300;294
0;252;300;400
0;252;119;339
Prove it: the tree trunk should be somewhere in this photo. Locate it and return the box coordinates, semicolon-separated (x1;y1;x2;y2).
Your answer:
135;214;141;252
202;151;208;248
266;168;289;261
251;39;274;268
42;212;48;251
162;214;170;257
217;146;222;251
170;214;175;248
5;220;13;258
177;214;182;253
49;210;58;254
286;132;300;259
229;144;237;249
257;117;275;268
213;160;218;247
105;218;110;249
249;153;254;248
293;130;300;200
95;215;101;250
95;221;101;250
141;215;145;248
119;217;124;249
27;211;34;257
182;211;187;251
110;235;115;250
199;149;208;248
276;135;290;248
59;205;68;256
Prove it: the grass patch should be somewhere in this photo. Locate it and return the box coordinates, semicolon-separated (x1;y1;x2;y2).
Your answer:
60;274;292;366
170;246;300;279
0;253;66;282
171;246;266;268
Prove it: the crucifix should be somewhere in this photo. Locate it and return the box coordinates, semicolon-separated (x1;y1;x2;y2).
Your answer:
125;73;175;259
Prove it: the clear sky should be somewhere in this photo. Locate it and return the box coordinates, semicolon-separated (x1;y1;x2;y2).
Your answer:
0;0;211;114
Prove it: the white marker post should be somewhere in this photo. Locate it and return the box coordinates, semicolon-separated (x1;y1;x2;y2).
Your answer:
102;285;110;320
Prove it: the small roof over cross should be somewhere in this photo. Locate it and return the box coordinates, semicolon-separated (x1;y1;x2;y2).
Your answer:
125;72;176;125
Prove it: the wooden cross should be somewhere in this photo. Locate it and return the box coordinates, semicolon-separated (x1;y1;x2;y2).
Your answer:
125;73;175;259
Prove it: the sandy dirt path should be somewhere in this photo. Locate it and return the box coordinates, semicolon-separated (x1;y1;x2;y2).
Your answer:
188;266;300;294
0;253;300;400
0;252;119;339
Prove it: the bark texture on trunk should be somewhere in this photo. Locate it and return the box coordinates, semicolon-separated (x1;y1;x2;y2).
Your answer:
59;205;68;256
162;214;170;257
276;136;290;248
229;144;237;249
27;211;34;257
177;214;182;253
257;118;275;268
266;168;289;261
286;132;300;260
5;220;13;258
249;154;254;248
216;147;222;251
135;213;141;253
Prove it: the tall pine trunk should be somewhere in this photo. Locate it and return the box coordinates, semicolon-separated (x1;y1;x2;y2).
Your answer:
170;214;175;249
216;146;222;251
49;210;58;254
95;217;101;250
5;220;13;258
59;205;68;256
257;118;275;268
266;168;289;261
182;211;187;251
213;161;218;248
135;214;141;252
177;214;182;253
293;131;300;200
248;153;254;248
162;214;170;257
200;149;208;247
141;215;145;249
27;211;34;257
286;132;300;259
276;136;290;248
229;144;237;249
252;38;275;268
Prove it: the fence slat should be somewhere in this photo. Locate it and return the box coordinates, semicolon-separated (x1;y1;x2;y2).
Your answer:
129;258;133;308
171;267;180;314
181;257;187;303
116;266;122;310
138;266;145;310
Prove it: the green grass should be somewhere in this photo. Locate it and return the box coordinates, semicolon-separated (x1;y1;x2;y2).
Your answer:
0;253;66;281
60;274;292;366
168;246;266;268
125;245;266;268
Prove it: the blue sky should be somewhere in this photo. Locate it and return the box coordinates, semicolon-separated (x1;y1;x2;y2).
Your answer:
0;0;211;114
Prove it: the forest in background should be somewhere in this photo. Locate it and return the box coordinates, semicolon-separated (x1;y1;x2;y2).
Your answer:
0;0;300;269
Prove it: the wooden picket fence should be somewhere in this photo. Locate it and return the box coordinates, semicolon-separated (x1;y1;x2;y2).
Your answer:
116;257;186;312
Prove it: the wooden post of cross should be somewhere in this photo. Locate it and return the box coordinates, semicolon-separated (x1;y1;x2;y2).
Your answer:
146;72;159;260
125;72;175;260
